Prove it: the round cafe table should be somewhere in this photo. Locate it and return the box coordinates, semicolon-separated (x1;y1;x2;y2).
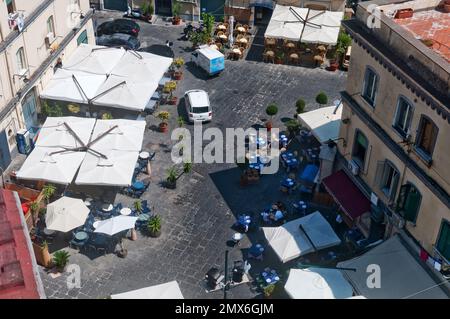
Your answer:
74;231;88;241
93;221;100;229
139;151;150;160
120;208;132;216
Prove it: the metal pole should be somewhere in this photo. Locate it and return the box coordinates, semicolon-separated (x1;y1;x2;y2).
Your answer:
224;250;229;299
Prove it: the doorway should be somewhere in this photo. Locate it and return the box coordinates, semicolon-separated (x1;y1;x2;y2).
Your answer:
155;0;172;16
22;89;39;134
0;130;12;170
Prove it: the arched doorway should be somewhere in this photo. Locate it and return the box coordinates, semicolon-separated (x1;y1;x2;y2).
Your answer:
21;88;39;134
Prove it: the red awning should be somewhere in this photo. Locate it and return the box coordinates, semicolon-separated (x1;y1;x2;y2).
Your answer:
322;170;371;220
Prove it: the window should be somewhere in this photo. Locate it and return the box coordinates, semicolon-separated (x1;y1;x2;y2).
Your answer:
352;130;368;169
396;183;421;223
47;16;55;36
16;47;26;72
415;116;438;162
379;161;400;200
6;0;15;14
77;30;88;46
393;96;413;137
362;67;378;106
436;220;450;262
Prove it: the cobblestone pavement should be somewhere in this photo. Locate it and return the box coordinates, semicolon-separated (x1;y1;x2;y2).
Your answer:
39;12;347;299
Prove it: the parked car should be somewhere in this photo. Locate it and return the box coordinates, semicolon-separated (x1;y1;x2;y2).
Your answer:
96;19;140;37
184;90;212;123
96;33;141;50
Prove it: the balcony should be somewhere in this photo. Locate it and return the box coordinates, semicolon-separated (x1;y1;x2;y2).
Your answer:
7;11;25;32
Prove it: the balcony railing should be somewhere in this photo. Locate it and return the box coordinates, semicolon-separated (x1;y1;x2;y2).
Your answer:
7;11;25;32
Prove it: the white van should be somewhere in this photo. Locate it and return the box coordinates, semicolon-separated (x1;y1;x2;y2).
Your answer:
184;90;212;123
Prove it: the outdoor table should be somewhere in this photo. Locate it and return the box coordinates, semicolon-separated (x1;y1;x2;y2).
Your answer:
232;48;241;55
44;228;56;235
74;231;89;241
238;215;251;226
261;269;280;285
102;204;114;212
137;213;150;222
282;178;295;189
236;26;246;33
249;244;264;256
217;24;227;31
139;151;150;160
286;42;295;49
281;151;294;164
120;208;132;216
93;221;100;229
286;157;299;169
218;34;228;40
132;181;145;190
238;38;248;44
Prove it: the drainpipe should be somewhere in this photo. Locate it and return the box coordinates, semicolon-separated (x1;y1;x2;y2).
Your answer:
100;0;104;10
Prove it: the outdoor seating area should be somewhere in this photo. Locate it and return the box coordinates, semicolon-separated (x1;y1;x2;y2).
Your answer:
212;20;253;60
263;5;344;67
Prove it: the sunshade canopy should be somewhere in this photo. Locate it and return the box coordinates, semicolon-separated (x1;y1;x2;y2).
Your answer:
111;281;184;299
285;268;353;299
338;236;449;299
263;211;341;263
298;106;342;143
45;197;90;232
94;215;138;236
264;5;343;45
17;116;145;186
322;170;371;220
40;44;173;111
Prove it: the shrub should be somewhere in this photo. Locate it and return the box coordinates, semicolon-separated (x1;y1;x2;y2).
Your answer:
316;92;328;105
147;215;161;233
266;103;278;118
133;200;143;213
183;162;192;174
286;119;301;136
166;167;178;183
296;99;306;114
53;250;70;270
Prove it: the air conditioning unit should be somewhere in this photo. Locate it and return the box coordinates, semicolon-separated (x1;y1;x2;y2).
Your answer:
348;159;360;175
45;32;55;48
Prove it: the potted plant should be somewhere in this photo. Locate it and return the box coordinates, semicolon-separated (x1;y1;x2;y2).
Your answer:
295;98;306;118
265;103;278;130
29;201;40;227
42;184;56;204
102;112;113;120
316;92;328;105
34;240;52;268
183;162;192;174
141;1;154;22
163;81;177;105
328;50;340;71
274;51;284;64
166;166;178;189
157;111;170;133
286;119;301;137
133;200;143;215
147;215;162;237
263;284;276;298
172;0;182;25
53;250;70;273
173;57;185;80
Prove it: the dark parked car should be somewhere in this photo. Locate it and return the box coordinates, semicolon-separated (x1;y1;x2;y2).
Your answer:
96;19;140;37
96;33;141;50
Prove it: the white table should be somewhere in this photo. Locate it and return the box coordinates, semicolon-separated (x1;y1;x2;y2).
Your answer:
120;208;132;216
139;151;150;160
93;221;100;229
102;204;114;212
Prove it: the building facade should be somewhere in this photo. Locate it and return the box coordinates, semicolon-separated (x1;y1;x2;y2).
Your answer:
0;0;95;170
337;0;450;265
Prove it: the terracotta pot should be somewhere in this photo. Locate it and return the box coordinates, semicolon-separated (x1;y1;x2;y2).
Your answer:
168;97;178;105
172;17;181;25
173;71;183;80
159;122;169;133
328;60;339;71
130;229;137;241
274;58;283;64
265;121;273;131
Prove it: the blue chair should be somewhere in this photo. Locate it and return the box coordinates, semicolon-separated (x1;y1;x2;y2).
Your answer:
141;200;150;214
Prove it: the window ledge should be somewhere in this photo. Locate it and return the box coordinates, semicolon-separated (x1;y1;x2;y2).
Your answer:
392;126;408;140
413;146;433;167
361;94;375;108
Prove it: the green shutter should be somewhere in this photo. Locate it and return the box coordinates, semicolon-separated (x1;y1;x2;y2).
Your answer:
5;0;12;5
404;188;421;222
77;30;88;46
396;184;409;212
357;133;368;148
437;222;450;260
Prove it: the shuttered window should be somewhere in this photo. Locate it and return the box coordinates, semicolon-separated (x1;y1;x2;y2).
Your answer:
437;221;450;261
396;184;421;223
77;30;88;46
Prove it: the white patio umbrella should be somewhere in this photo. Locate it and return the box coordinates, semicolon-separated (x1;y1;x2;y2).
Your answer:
88;119;146;151
285;268;353;299
46;197;90;232
94;215;138;236
111;281;184;299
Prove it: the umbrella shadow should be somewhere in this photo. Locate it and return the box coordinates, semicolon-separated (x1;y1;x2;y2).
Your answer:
139;44;175;58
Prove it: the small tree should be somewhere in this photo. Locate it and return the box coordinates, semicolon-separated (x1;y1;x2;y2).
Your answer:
201;13;215;37
266;103;278;119
316;92;328;105
296;99;306;114
42;184;56;204
157;111;170;124
147;215;161;237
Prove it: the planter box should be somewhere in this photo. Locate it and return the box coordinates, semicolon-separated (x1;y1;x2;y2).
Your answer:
395;8;413;19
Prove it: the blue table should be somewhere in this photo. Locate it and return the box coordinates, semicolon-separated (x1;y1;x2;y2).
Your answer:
237;215;251;226
132;181;145;190
74;231;88;241
299;164;319;183
261;269;280;285
249;244;264;257
282;178;295;188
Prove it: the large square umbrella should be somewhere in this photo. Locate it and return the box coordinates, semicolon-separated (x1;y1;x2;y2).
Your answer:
46;197;90;232
94;215;138;236
285;268;353;299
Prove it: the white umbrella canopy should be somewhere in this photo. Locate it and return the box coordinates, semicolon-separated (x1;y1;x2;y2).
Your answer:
285;268;353;299
40;69;107;104
46;197;90;232
63;44;126;75
36;116;97;148
111;281;184;299
94;215;138;236
265;5;306;40
75;150;139;186
16;147;86;185
88;119;146;151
